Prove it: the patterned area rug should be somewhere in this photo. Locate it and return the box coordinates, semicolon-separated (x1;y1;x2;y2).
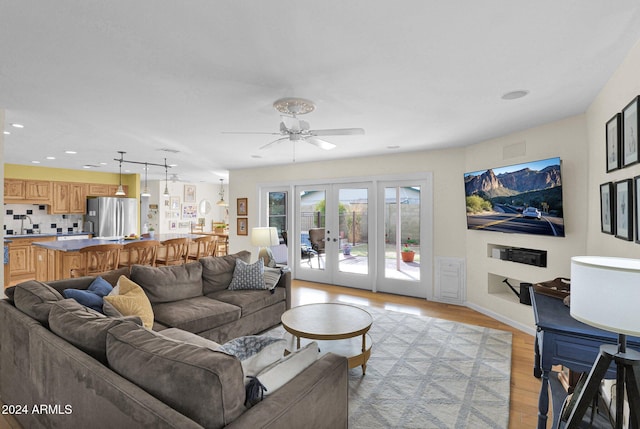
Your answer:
270;305;512;428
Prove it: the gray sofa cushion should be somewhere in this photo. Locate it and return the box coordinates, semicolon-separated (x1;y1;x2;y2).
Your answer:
106;323;246;429
207;287;286;317
200;251;251;294
131;262;203;303
152;296;241;333
48;299;142;364
13;280;64;325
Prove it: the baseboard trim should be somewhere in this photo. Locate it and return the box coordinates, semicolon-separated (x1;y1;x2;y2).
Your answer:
465;301;536;336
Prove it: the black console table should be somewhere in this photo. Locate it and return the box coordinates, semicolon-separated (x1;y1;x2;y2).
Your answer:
531;290;640;429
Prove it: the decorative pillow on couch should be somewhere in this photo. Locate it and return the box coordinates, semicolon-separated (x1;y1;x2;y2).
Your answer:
218;335;287;380
62;276;113;313
246;341;320;405
103;276;154;329
228;259;266;291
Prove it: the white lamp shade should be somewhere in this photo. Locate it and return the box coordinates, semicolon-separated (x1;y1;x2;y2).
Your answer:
251;227;279;247
570;256;640;336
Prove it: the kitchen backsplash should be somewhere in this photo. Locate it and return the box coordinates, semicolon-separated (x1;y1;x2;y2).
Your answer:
4;204;83;235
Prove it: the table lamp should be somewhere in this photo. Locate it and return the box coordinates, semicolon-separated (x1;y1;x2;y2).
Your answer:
251;227;279;267
565;256;640;429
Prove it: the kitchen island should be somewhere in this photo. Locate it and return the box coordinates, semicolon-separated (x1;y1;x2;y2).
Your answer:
31;234;201;282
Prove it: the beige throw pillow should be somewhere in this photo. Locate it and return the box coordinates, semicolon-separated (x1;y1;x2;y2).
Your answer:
104;276;154;329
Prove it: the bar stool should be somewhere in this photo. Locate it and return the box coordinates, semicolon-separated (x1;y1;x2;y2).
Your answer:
71;244;123;278
120;240;159;269
156;237;189;266
188;235;218;261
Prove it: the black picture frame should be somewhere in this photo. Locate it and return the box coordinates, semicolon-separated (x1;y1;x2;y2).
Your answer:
635;176;640;243
615;179;633;241
606;113;621;172
600;182;615;234
622;96;640;168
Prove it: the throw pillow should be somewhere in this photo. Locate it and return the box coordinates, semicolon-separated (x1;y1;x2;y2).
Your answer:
218;335;286;380
263;266;281;291
245;341;320;405
62;276;113;313
228;259;266;291
103;276;154;329
200;251;251;294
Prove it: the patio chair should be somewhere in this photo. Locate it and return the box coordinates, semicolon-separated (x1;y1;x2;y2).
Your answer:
308;228;325;268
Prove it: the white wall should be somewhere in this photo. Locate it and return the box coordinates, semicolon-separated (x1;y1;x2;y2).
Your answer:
586;39;640;258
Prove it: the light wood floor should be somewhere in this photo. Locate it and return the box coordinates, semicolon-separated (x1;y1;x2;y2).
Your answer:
289;279;541;429
0;279;542;429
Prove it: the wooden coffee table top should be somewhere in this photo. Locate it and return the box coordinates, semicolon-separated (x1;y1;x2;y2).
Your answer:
281;303;372;341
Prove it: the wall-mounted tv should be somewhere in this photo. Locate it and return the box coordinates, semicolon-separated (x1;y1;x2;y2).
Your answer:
464;157;564;237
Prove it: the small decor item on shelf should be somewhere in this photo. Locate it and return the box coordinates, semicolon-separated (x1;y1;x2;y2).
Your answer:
533;277;571;299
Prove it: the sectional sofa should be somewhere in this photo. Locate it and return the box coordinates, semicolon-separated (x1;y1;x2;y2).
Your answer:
0;251;348;429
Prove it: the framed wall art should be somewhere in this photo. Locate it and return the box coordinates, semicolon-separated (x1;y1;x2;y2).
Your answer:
182;203;197;219
635;176;640;243
237;198;248;216
615;179;633;241
170;196;180;210
606;113;621;172
237;218;248;236
184;184;196;203
622;95;639;167
600;182;614;234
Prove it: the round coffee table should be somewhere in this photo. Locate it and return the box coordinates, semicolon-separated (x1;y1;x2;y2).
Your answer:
281;303;373;374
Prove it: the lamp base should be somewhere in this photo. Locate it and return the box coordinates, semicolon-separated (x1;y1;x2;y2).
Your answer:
258;247;275;268
564;341;640;429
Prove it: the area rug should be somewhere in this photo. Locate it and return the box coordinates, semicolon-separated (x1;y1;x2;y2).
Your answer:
268;304;512;429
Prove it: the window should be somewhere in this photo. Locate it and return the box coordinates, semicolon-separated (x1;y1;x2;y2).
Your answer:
268;191;287;240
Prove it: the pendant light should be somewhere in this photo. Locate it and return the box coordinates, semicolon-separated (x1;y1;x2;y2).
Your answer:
163;158;170;197
115;151;126;196
216;179;228;206
140;162;151;197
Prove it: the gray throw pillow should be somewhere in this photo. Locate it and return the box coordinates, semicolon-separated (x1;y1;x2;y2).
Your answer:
228;259;266;290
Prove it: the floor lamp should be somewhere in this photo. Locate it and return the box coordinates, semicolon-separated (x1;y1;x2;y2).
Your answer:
251;227;279;267
565;256;640;429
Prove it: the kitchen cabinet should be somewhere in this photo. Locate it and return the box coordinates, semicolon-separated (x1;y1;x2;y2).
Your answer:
7;236;55;286
34;247;56;282
87;183;128;197
25;180;52;202
4;179;25;200
50;182;87;214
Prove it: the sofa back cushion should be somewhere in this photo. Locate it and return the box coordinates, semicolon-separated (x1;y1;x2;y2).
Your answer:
106;323;246;428
130;262;203;303
200;251;251;294
13;280;64;325
48;299;142;364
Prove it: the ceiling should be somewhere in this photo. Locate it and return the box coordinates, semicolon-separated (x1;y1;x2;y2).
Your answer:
2;1;640;183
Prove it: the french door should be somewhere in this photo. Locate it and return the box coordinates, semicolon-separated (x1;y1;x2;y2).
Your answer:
295;182;374;289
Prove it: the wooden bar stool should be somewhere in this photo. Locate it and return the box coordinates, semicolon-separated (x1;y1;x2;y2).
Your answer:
71;244;123;278
188;235;218;261
156;237;189;266
120;240;159;269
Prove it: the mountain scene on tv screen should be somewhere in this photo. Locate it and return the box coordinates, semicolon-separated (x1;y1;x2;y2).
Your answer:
464;158;564;236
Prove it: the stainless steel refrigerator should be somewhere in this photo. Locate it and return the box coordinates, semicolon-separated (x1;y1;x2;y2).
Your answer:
86;197;138;238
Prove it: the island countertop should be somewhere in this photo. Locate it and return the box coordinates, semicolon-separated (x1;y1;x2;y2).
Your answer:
32;234;202;252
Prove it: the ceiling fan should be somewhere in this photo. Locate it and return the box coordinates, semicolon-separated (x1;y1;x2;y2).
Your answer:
223;97;364;159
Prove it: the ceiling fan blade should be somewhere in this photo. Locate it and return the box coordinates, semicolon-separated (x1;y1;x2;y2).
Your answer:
221;131;281;135
309;128;365;136
259;136;289;150
306;136;336;150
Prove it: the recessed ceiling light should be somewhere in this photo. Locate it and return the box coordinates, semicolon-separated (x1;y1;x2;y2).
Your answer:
82;165;92;169
99;162;108;165
65;150;77;154
3;131;10;135
31;160;40;164
501;90;529;100
45;156;56;160
387;145;400;150
251;155;262;159
11;123;24;128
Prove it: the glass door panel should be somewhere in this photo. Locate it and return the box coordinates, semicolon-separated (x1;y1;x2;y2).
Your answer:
384;186;421;281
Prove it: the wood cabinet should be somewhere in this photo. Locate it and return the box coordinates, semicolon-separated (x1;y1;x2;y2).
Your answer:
87;183;128;197
50;182;87;214
4;179;25;199
7;236;56;286
25;180;52;201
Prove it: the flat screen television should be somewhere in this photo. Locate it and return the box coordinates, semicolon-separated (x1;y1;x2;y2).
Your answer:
464;157;564;237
